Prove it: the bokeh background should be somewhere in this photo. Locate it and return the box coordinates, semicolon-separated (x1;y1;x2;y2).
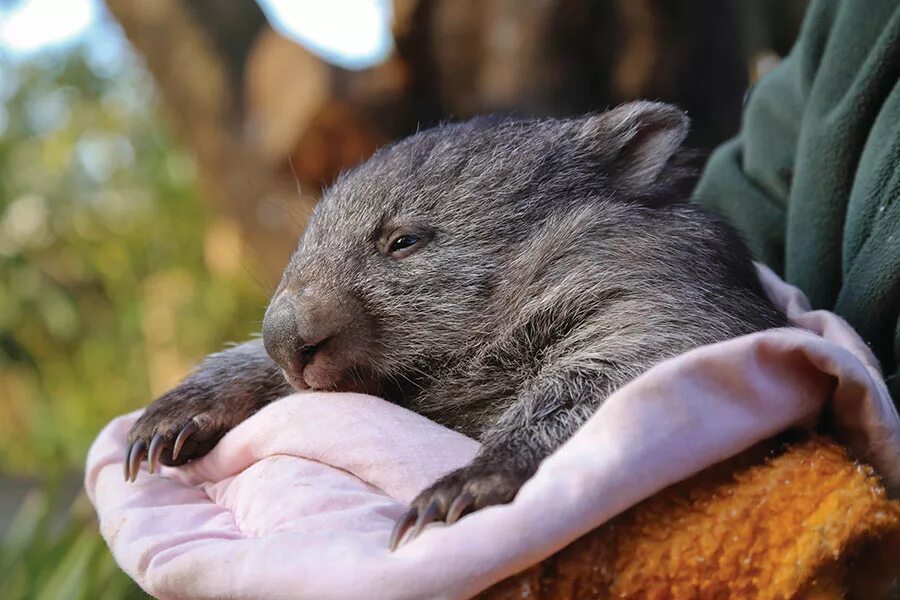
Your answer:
0;0;807;596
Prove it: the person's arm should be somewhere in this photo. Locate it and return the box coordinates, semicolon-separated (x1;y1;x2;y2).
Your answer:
693;0;900;405
691;0;835;273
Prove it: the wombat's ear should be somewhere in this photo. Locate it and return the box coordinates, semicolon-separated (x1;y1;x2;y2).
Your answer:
580;101;689;193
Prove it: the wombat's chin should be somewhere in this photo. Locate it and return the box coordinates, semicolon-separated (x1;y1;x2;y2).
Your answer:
285;359;379;396
281;368;310;392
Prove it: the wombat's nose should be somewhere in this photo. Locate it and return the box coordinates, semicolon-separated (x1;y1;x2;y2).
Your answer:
262;291;332;376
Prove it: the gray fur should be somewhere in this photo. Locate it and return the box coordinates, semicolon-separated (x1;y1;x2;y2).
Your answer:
128;102;786;521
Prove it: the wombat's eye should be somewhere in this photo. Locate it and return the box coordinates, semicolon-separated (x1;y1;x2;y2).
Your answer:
382;229;432;258
388;234;420;254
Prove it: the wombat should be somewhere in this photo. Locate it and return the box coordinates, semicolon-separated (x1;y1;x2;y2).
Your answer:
124;101;787;549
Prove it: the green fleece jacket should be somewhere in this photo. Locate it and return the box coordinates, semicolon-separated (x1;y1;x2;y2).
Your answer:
693;0;900;405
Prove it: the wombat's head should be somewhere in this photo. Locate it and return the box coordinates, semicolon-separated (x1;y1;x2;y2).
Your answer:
262;101;690;394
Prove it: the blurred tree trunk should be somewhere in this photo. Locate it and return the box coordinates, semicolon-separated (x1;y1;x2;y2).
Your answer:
420;0;752;149
105;0;315;283
105;0;407;282
105;0;806;283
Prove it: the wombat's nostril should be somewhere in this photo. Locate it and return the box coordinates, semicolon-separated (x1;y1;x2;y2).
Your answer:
297;340;327;364
279;338;328;382
262;288;345;378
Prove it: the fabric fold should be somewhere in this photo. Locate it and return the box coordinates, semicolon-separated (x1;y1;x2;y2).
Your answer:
86;267;900;599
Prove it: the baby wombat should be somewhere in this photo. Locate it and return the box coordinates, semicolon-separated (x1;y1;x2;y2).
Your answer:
125;102;786;549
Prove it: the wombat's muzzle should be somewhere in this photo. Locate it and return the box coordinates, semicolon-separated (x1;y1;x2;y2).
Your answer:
262;291;326;382
262;288;357;389
263;293;299;373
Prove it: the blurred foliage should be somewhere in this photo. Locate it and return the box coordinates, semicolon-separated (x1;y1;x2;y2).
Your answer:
1;485;148;598
0;43;268;477
0;30;270;599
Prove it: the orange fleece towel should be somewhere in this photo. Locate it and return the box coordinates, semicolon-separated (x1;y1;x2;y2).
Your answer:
485;436;900;599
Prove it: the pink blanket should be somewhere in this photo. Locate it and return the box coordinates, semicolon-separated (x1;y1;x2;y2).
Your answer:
85;266;900;599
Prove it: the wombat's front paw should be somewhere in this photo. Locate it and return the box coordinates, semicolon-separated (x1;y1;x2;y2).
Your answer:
389;465;528;550
124;385;247;482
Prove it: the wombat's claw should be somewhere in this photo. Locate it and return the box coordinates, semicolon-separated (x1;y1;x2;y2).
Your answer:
389;501;444;551
123;420;200;482
125;440;147;483
172;420;198;461
389;508;417;551
389;469;527;549
446;491;475;524
413;499;442;536
388;491;478;551
147;433;165;474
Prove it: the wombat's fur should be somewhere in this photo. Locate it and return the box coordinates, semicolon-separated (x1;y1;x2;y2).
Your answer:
126;102;786;547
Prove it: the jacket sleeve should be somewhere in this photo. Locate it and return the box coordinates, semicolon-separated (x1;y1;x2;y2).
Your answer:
691;0;838;273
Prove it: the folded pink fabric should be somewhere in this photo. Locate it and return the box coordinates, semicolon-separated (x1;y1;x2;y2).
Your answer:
85;265;900;599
